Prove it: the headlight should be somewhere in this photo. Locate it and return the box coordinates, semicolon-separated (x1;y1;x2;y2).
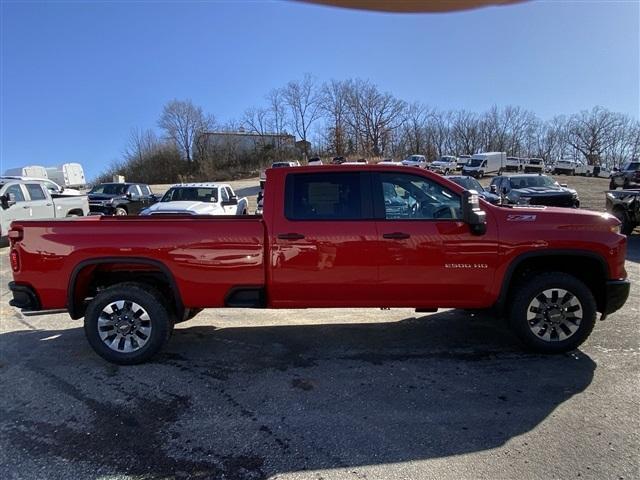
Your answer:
610;224;621;234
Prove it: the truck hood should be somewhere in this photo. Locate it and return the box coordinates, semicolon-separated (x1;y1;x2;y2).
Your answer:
511;187;576;196
143;201;217;215
494;205;620;230
88;193;124;201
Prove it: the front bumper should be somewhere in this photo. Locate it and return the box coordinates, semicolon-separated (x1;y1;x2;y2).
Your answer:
89;204;116;215
9;282;40;311
601;279;631;319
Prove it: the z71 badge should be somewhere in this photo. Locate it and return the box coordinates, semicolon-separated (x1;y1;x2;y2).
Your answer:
507;214;537;222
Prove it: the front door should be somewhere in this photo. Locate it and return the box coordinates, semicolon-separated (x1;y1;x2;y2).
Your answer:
269;171;379;308
372;171;498;308
1;184;28;234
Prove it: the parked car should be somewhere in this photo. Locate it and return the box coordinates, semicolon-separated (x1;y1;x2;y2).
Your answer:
308;157;323;166
491;174;579;208
0;178;88;240
331;156;347;165
140;183;248;216
402;154;427;168
259;161;300;188
462;152;506;178
378;160;404;165
524;158;545;173
8;164;629;364
88;182;157;216
256;190;264;215
505;157;523;172
609;160;640;190
1;176;83;197
429;156;458;174
446;175;501;204
606;188;639;235
456;155;471;170
553;158;588;176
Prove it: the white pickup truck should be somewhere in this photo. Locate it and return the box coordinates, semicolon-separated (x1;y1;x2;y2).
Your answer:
0;178;89;240
140;183;249;216
428;155;458;174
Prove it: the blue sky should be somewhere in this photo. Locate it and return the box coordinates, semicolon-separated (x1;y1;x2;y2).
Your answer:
1;0;638;179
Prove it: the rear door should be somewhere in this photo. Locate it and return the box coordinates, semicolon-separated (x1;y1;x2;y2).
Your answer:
269;171;379;307
372;171;498;308
24;183;54;218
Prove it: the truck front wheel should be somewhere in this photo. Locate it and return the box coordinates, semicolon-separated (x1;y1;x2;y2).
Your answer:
84;283;173;364
509;272;596;354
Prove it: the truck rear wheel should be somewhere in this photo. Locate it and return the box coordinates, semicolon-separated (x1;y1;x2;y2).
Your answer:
84;283;173;364
508;272;596;354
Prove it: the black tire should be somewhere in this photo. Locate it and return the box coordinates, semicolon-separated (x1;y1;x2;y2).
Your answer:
508;272;597;354
612;208;635;235
609;179;616;190
84;283;173;364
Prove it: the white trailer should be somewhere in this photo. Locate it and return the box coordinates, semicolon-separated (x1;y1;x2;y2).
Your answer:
461;152;506;178
45;163;86;188
4;165;48;178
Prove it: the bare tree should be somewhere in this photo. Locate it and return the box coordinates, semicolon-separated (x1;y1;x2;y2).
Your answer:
158;99;214;163
266;88;289;160
566;106;619;165
320;79;350;156
283;74;322;159
123;128;160;163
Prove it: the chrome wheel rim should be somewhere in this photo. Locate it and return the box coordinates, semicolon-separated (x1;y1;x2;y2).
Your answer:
98;300;152;352
115;209;127;216
527;288;582;342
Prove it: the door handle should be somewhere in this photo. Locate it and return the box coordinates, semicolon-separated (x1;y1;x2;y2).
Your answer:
46;203;52;206
23;205;30;209
383;232;411;240
278;233;305;240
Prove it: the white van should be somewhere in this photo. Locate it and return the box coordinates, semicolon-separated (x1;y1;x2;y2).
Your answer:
4;165;48;178
45;163;86;188
461;152;506;178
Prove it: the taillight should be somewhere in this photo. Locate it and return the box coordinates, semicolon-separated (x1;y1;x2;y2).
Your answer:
10;249;20;272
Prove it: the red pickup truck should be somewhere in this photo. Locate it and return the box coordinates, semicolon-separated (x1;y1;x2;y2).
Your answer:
7;165;630;364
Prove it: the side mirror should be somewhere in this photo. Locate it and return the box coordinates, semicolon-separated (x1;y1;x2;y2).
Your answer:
490;185;497;194
126;192;132;199
462;190;487;236
560;183;568;188
1;193;16;209
223;195;238;206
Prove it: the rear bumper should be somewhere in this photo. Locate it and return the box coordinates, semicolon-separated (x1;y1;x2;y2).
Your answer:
602;279;631;318
8;282;41;311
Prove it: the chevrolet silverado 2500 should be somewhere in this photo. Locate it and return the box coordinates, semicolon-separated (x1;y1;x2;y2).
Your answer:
7;165;630;364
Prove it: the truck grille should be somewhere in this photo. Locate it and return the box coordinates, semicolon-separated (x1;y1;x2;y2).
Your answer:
528;195;575;207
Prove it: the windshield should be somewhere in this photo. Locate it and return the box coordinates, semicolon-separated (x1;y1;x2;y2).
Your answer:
510;176;558;188
272;162;291;168
89;184;128;195
623;162;640;171
450;177;484;192
467;159;483;167
161;187;218;202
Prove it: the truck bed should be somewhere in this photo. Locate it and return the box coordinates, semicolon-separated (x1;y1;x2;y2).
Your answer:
10;215;265;310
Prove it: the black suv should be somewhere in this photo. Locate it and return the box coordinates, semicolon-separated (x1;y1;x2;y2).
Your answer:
490;174;579;208
88;183;158;215
609;160;640;190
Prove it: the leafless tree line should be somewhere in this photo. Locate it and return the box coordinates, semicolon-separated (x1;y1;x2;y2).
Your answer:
96;78;639;183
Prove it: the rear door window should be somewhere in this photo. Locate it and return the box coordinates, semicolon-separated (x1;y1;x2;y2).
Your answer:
285;172;369;220
25;183;46;201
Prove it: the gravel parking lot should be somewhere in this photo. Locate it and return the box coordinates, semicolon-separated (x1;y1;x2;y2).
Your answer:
1;174;638;480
